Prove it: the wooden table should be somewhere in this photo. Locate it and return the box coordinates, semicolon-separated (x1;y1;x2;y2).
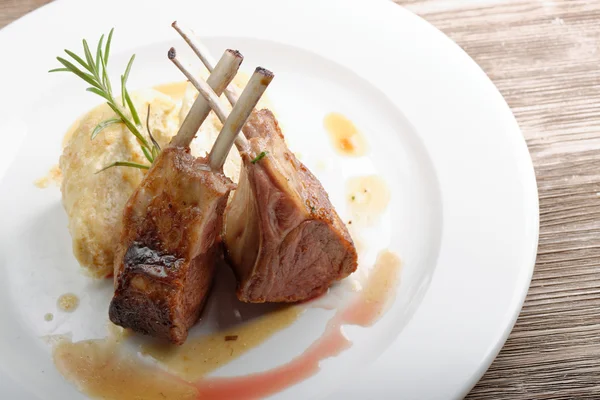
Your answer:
2;0;599;398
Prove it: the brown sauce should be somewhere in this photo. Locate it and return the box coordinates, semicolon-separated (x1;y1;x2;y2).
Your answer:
53;305;302;399
347;175;391;225
324;112;368;156
153;81;189;100
54;337;198;400
53;240;398;399
141;306;302;381
57;293;79;312
193;250;402;399
342;250;402;325
193;319;351;399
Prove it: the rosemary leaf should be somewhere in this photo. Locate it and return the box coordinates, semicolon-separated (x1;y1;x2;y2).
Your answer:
91;118;122;140
95;34;105;75
124;87;141;127
96;161;150;174
86;87;111;101
104;28;114;66
56;57;101;89
64;49;92;73
121;55;135;107
100;54;112;98
82;39;96;77
106;102;150;149
251;151;268;164
120;75;127;108
51;28;159;174
123;54;135;84
141;145;154;163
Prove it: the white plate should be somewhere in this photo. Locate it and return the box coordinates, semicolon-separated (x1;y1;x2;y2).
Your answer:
0;0;539;399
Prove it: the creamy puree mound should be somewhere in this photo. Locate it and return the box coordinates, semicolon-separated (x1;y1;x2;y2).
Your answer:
60;89;179;277
60;84;245;278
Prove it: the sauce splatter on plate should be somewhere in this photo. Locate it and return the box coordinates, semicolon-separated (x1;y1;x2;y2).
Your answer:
141;306;302;380
347;175;391;225
324;112;368;156
52;251;401;400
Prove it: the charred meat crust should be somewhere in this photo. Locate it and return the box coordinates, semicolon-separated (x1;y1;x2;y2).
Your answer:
109;147;234;344
109;245;219;344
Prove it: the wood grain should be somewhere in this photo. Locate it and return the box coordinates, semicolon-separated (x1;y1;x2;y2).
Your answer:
392;1;600;399
0;0;52;28
2;0;599;398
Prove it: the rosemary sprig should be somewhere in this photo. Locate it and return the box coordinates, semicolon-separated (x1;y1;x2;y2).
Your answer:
50;28;160;172
95;161;150;174
251;151;268;164
91;118;121;140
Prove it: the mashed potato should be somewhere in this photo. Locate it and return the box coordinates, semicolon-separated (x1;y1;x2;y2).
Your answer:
60;89;179;277
60;80;249;278
61;70;275;278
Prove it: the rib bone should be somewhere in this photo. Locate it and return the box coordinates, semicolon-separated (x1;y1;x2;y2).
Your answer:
169;49;274;169
171;25;359;304
170;49;242;148
172;21;240;105
209;68;273;169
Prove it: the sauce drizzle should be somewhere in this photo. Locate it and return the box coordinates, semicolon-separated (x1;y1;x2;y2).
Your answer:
192;250;401;398
141;306;301;380
347;175;391;225
52;251;401;399
54;337;198;400
324;112;369;157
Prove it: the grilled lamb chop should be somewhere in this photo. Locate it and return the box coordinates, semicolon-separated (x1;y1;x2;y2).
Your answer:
172;23;358;303
109;148;235;343
224;110;357;302
109;48;272;344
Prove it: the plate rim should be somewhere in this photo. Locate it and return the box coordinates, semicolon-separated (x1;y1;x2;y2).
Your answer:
0;0;539;399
